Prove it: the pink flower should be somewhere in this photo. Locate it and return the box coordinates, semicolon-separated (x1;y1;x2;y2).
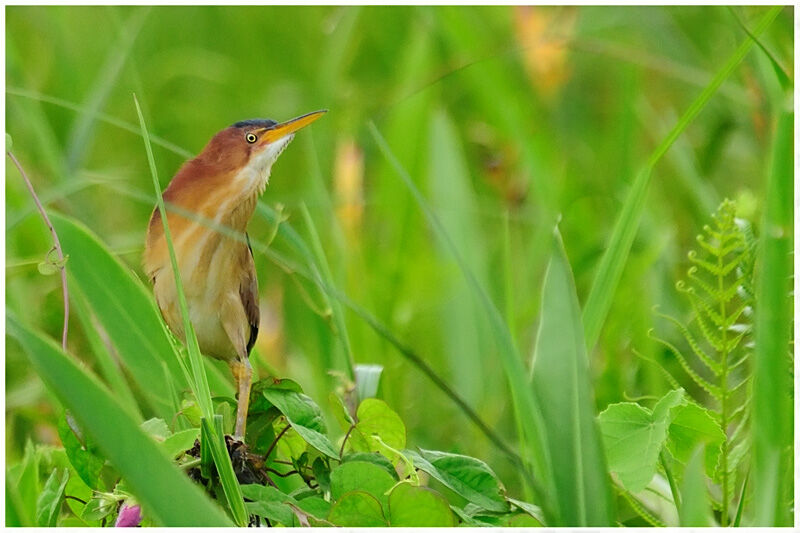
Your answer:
115;503;142;527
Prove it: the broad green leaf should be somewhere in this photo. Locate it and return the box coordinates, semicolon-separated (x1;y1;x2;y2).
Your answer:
49;213;233;420
140;418;171;440
598;389;685;492
450;505;489;527
7;315;232;526
342;452;399;480
666;401;725;480
678;447;714;526
507;513;544;527
36;468;68;526
530;229;613;525
328;491;387;527
330;461;396;509
388;482;455;526
262;382;338;459
241;484;296;526
582;6;784;351
508;497;545;525
57;414;104;490
329;392;355;432
276;424;308;459
47;448;95;522
407;449;508;512
752;109;794;526
161;428;200;459
245;410;278;455
349;398;406;456
295;496;331;523
312;457;332;494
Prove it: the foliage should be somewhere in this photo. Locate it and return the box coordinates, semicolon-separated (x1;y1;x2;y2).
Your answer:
5;4;793;528
597;194;793;526
650;199;756;525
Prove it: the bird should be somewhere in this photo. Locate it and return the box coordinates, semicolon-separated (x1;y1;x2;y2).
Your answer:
143;110;326;440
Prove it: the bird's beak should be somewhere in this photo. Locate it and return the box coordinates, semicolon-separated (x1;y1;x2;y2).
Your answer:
261;110;327;144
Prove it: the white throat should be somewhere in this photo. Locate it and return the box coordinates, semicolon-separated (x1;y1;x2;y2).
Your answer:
236;133;295;197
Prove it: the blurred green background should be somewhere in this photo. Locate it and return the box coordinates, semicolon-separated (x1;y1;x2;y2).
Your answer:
6;5;792;495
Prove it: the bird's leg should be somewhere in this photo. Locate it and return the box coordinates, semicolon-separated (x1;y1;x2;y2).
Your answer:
231;358;253;441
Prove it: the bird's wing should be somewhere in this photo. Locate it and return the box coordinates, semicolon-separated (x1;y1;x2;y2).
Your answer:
239;233;260;355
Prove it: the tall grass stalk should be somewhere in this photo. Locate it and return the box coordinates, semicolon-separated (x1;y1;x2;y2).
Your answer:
751;109;793;526
133;94;247;526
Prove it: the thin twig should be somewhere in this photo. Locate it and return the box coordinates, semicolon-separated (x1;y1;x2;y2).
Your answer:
264;467;300;479
263;424;290;461
7;150;69;350
339;424;355;458
64;495;87;505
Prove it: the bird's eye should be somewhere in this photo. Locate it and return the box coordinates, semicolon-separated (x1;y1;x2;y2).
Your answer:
245;133;258;144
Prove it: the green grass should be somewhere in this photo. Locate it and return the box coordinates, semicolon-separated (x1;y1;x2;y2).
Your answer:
5;5;793;527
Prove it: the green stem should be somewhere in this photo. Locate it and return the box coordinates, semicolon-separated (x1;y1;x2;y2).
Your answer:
661;451;681;513
717;221;730;527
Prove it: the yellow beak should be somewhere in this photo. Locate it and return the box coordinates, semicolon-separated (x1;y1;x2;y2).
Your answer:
261;110;327;144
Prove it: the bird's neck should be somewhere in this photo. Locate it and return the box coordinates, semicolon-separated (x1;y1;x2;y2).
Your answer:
165;159;267;234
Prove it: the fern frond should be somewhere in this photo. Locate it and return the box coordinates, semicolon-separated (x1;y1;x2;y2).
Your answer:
728;352;749;372
725;327;749;354
720;252;748;277
729;374;751;395
650;199;758;527
634;343;683;390
684;300;725;352
687;267;743;304
651;334;722;400
654;310;720;375
728;401;749;426
719;239;746;259
701;224;738;246
688;250;724;276
620;491;667;527
724;301;750;328
679;283;725;328
695;233;724;256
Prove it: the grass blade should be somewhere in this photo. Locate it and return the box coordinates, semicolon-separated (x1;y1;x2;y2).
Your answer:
530;228;614;525
751;109;793;526
7;314;232;526
133;94;247;526
49;214;233;408
49;212;186;420
368;121;552;516
678;447;714;526
69;283;141;420
66;7;149;171
427;109;491;405
299;202;356;380
581;6;783;351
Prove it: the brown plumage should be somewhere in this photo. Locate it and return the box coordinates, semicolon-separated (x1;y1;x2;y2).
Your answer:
144;111;326;439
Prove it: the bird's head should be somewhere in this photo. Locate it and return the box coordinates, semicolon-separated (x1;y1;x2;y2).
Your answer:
190;109;327;197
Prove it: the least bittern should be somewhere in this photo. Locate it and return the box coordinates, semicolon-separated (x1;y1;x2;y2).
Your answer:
144;110;326;440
